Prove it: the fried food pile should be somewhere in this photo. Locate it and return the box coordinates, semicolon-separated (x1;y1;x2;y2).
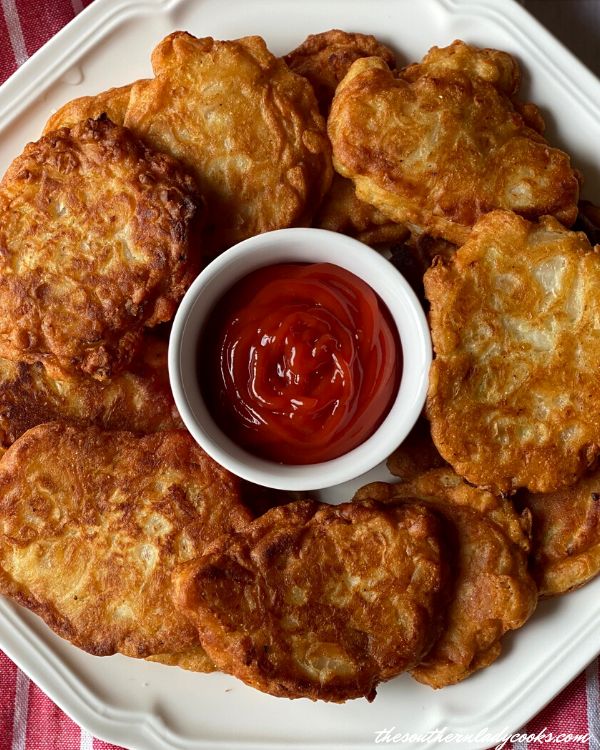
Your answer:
48;33;333;258
355;470;536;688
285;30;409;245
0;25;596;703
175;500;450;701
328;40;580;245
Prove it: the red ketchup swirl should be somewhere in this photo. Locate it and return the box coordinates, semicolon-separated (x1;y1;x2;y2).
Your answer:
201;262;401;464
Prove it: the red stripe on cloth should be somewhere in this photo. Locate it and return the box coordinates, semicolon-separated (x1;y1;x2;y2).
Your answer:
14;0;75;59
26;679;81;750
93;739;125;750
0;10;17;86
0;652;18;750
526;669;589;750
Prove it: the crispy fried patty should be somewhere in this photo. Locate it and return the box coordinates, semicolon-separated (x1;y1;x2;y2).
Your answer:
0;424;252;658
426;210;600;494
0;117;202;379
42;83;143;133
284;30;407;245
284;29;397;116
521;470;600;597
173;499;450;702
328;41;579;244
355;471;536;688
125;32;332;255
0;335;182;448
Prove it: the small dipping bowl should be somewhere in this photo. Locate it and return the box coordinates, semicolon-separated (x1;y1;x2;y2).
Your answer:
169;228;431;491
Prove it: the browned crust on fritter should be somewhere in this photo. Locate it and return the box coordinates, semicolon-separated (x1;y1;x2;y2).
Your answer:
400;40;521;96
313;172;409;244
0;424;252;657
328;41;580;244
146;645;216;672
386;417;448;482
284;29;397;116
406;41;544;137
0;335;182;448
42;83;145;133
520;470;600;597
124;32;332;256
0;117;202;379
425;210;600;494
354;470;536;688
283;31;406;244
404;42;544;137
173;499;449;702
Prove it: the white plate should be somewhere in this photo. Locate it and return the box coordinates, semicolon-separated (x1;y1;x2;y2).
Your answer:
1;1;600;748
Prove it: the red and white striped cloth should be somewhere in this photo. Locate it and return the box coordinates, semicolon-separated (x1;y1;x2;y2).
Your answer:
0;2;599;749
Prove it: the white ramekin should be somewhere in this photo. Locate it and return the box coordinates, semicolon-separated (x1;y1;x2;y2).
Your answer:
168;228;431;491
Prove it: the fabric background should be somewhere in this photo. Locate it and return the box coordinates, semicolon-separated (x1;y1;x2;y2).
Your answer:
0;1;598;749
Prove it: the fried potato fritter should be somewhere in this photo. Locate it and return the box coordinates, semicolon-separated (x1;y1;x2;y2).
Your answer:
520;472;600;596
284;29;397;115
0;117;202;379
125;32;332;255
354;470;537;688
146;646;216;673
0;336;182;448
42;83;143;133
328;41;580;244
314;173;410;244
404;40;519;96
405;42;541;137
174;500;450;702
0;424;252;657
284;30;407;244
386;418;448;482
426;210;600;494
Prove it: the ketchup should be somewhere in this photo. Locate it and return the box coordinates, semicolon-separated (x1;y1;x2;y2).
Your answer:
201;263;401;464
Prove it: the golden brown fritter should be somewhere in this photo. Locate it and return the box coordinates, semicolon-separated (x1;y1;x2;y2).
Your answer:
0;117;202;380
314;173;410;245
284;30;406;245
173;499;450;702
400;41;544;136
284;29;397;116
146;646;216;673
0;336;182;448
42;83;143;133
402;40;520;97
124;32;332;256
520;471;600;597
354;470;537;688
328;40;580;245
386;417;447;482
426;210;600;494
0;424;252;657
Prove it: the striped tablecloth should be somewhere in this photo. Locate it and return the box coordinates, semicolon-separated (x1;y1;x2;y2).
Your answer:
0;1;599;749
